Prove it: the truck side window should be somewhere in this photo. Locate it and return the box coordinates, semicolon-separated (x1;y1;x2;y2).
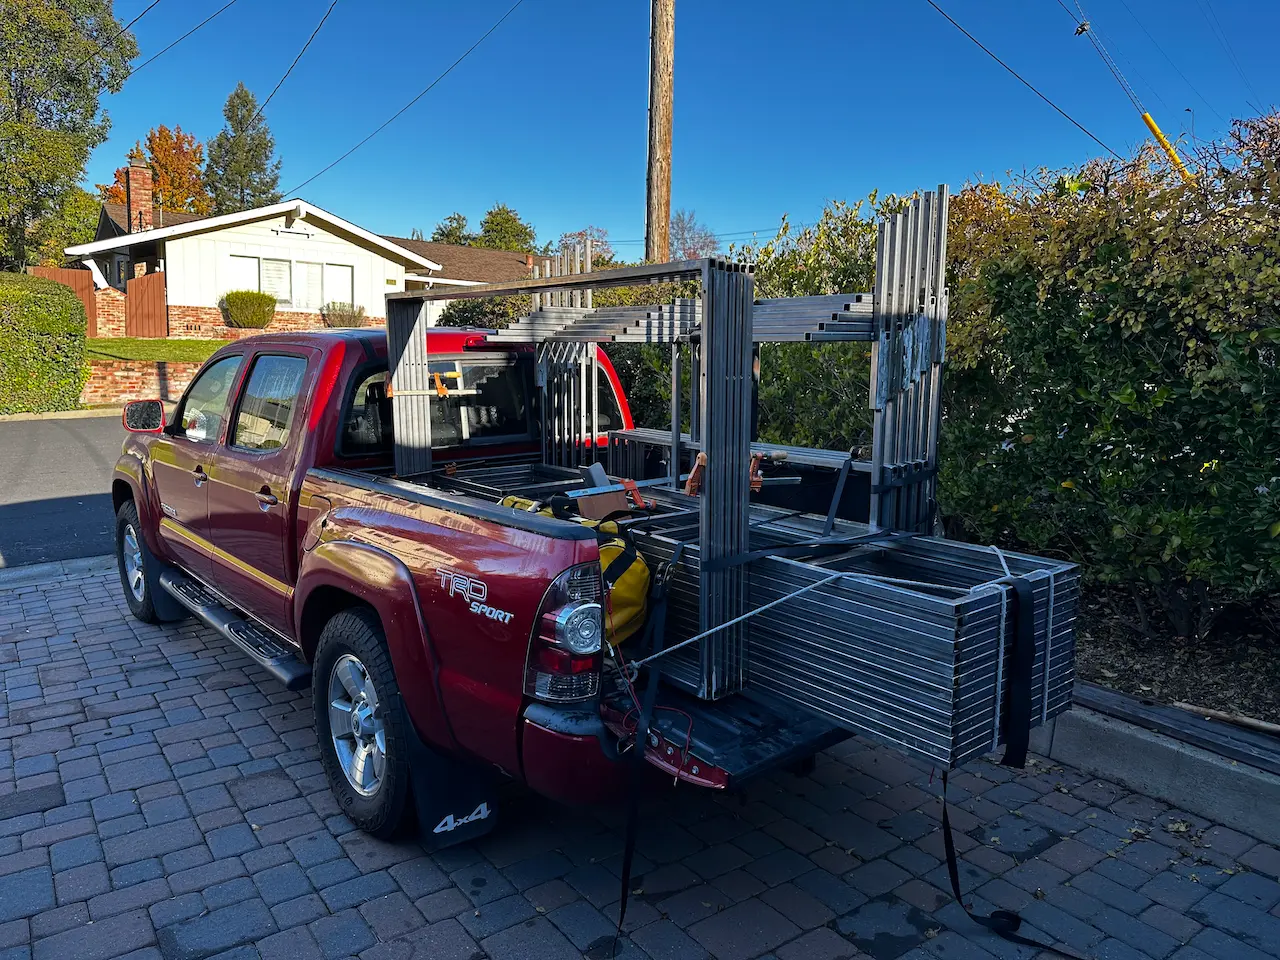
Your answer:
175;356;243;443
230;355;308;451
340;369;393;458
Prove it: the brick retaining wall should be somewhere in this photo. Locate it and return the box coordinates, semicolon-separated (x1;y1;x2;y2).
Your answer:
80;359;202;406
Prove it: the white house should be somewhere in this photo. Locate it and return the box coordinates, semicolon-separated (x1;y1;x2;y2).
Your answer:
65;157;532;338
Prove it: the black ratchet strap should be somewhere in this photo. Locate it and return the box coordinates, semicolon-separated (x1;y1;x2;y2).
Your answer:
613;542;684;949
941;772;1091;959
1000;577;1036;770
937;577;1090;958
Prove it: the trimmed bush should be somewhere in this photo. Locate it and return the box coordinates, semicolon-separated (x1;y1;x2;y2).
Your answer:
0;272;88;414
322;301;367;327
221;290;276;328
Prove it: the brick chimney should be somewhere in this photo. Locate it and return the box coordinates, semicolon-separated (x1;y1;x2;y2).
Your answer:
125;155;154;233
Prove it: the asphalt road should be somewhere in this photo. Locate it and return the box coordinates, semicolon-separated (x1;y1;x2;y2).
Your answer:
0;413;125;567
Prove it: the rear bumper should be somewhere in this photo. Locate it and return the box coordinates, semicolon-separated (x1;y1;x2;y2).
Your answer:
521;702;628;805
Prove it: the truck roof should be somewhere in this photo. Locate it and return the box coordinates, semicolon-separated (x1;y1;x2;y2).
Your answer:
212;326;504;357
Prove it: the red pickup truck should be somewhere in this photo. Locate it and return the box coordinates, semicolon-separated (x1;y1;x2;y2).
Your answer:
113;327;838;843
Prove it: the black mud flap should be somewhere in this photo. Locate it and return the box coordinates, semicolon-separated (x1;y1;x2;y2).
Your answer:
404;711;499;851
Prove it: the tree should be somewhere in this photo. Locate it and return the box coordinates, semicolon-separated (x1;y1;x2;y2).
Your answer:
0;0;136;269
557;225;614;265
475;204;536;252
430;212;474;246
670;208;719;260
31;186;99;265
204;83;282;214
97;126;212;215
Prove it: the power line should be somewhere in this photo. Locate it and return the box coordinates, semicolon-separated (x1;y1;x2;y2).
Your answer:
284;0;526;196
611;227;781;245
69;0;166;75
1070;1;1146;114
1192;0;1262;110
1114;0;1226;126
252;0;341;123
922;0;1121;159
0;0;165;128
130;0;240;75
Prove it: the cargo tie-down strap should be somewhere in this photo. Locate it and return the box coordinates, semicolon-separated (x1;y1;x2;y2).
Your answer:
610;542;685;957
939;576;1091;960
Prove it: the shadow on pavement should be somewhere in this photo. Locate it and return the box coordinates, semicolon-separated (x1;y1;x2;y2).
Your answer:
0;493;115;568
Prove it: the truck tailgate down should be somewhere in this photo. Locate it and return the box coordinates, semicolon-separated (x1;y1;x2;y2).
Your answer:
602;681;848;789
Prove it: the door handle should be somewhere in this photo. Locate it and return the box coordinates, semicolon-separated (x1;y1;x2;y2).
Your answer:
192;466;206;487
255;489;279;509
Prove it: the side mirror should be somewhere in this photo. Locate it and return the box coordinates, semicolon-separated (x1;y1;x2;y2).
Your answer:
123;399;165;433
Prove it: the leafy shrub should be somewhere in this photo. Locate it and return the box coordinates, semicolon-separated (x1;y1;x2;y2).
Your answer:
0;272;88;414
729;118;1280;636
221;290;275;328
321;301;367;327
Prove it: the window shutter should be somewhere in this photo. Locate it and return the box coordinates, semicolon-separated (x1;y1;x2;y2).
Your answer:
323;263;354;307
262;259;292;304
297;262;323;311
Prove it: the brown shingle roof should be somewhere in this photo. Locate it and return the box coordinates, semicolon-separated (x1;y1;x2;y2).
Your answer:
382;236;531;284
101;202;208;235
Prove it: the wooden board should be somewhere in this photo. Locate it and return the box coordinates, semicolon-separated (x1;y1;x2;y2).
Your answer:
31;266;97;337
125;271;167;337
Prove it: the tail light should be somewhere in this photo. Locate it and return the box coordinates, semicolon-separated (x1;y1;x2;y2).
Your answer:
525;563;603;702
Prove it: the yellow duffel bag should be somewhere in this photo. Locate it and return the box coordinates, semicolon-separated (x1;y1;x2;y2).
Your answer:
500;495;650;646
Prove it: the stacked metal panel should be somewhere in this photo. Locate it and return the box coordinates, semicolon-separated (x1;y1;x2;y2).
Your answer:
870;188;949;533
750;294;874;341
386;298;433;477
537;341;594;468
629;515;1077;768
489;302;699;344
694;262;756;699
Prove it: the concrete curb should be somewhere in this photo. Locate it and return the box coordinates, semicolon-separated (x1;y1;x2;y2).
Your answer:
0;554;116;587
0;407;122;423
1032;707;1280;845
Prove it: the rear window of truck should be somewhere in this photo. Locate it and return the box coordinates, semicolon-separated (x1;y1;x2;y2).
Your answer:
338;354;532;457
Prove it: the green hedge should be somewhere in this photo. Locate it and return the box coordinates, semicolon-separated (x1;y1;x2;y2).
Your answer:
221;290;276;328
0;273;88;414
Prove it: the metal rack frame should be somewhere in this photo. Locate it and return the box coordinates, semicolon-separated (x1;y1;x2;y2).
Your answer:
383;186;1079;764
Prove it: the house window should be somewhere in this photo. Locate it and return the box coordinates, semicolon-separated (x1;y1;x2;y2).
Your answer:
296;262;323;311
228;255;259;293
261;258;291;305
324;263;354;307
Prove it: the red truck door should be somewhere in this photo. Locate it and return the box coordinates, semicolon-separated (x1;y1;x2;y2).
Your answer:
151;354;246;580
205;350;313;633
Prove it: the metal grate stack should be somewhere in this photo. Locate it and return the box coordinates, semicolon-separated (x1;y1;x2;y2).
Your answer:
629;509;1077;769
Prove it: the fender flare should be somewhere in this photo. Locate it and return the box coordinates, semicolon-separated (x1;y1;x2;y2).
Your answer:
295;539;457;752
112;455;165;558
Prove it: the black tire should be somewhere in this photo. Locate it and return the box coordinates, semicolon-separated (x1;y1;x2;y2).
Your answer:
116;500;161;623
314;607;413;839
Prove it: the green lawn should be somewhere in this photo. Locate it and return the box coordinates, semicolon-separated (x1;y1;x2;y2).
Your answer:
87;338;226;364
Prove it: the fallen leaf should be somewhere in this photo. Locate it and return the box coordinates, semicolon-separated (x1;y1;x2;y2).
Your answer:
925;928;940;939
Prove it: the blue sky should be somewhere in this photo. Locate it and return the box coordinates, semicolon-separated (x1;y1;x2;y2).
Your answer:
88;0;1276;253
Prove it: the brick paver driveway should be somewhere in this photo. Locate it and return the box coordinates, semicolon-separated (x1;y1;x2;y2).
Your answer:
1;562;1278;960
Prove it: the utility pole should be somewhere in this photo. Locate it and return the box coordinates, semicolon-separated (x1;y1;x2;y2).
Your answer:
645;0;674;263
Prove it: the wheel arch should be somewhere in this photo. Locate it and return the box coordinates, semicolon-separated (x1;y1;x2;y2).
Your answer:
295;539;457;753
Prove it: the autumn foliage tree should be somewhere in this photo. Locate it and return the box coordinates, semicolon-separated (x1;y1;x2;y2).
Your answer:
98;125;212;215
